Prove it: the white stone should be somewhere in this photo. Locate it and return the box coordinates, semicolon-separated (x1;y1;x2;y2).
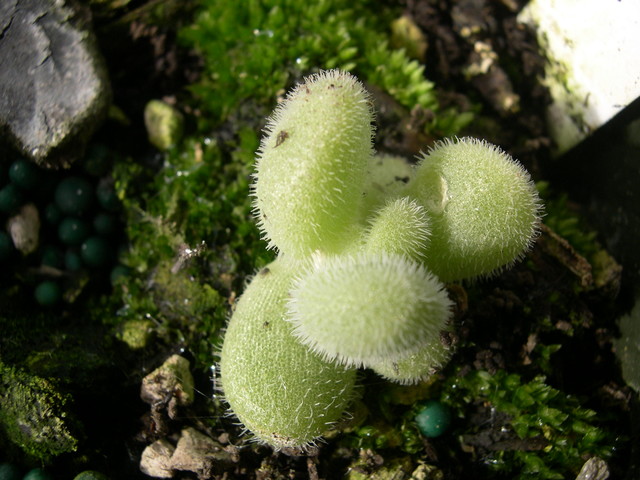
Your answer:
139;439;175;478
7;203;40;255
519;0;640;154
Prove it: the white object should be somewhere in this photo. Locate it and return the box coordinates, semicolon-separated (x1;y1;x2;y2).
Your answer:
519;0;640;154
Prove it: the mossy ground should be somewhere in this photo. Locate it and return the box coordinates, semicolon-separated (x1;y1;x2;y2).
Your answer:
0;0;636;478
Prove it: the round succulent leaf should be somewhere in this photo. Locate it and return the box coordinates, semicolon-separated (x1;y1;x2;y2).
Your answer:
288;252;452;368
253;70;374;257
407;137;542;281
219;257;356;449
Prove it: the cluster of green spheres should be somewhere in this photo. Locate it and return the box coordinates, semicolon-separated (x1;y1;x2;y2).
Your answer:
0;145;128;307
0;464;109;480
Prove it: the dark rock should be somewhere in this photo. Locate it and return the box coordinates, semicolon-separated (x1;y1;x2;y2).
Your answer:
0;0;111;168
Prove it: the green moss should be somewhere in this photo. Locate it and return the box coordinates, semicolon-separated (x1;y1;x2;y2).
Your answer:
442;369;614;479
110;130;274;366
0;362;78;461
180;0;469;135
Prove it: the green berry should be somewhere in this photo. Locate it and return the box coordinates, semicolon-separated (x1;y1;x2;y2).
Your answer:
72;470;110;480
34;281;61;307
0;183;24;213
93;212;117;236
415;400;451;438
0;463;21;480
253;70;374;257
9;159;41;190
407;137;542;280
65;249;83;271
44;203;62;225
55;176;94;215
22;468;53;480
58;217;90;245
288;252;452;367
81;236;110;267
220;257;356;449
0;231;14;262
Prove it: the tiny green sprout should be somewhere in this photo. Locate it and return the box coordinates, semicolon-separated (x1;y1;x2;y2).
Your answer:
220;257;357;449
287;252;452;368
253;70;374;258
407;137;542;281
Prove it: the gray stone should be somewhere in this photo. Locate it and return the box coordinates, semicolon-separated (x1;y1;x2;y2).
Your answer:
0;0;110;167
575;457;609;480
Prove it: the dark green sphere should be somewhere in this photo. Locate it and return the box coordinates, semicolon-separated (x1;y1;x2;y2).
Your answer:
415;400;451;438
58;217;90;245
55;176;94;215
93;212;117;236
72;471;110;480
65;249;83;271
81;236;111;267
34;281;62;307
0;463;21;480
0;183;24;213
22;468;53;480
9;159;41;190
44;203;62;225
0;231;14;262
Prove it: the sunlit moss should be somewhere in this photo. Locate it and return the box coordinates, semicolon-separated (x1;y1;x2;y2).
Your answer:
0;362;78;461
179;0;470;135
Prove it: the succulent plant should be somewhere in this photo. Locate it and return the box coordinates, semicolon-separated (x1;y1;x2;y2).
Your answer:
219;70;542;449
